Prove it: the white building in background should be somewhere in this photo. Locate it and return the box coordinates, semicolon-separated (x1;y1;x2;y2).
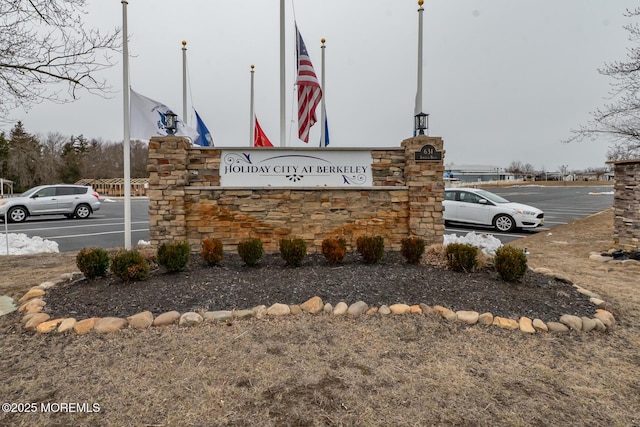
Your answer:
444;164;515;183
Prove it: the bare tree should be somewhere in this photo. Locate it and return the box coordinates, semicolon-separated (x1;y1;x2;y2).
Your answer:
506;161;524;178
566;8;640;160
0;1;121;119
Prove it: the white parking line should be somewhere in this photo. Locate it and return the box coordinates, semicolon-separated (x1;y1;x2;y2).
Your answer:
46;228;149;239
11;221;149;233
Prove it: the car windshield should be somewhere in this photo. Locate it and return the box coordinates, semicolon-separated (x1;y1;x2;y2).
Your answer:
475;189;510;204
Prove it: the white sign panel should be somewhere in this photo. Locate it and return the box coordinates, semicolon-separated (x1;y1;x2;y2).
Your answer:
220;150;373;187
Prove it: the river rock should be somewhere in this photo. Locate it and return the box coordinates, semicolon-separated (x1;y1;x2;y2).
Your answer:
57;318;77;333
94;317;128;333
347;301;368;316
547;322;569;333
24;313;50;331
323;303;333;314
456;311;479;325
493;317;518;330
36;319;64;334
19;298;45;312
289;305;302;315
378;305;391;315
581;317;597;332
252;305;267;320
478;312;494;325
153;311;181;326
301;296;324;314
267;303;291;317
233;309;254;319
390;304;411;315
179;312;203;327
333;302;348;316
127;311;154;329
74;317;100;334
419;303;434;316
365;307;378;315
532;319;548;332
560;314;582;331
18;288;45;303
519;317;535;334
203;311;233;322
594;310;615;329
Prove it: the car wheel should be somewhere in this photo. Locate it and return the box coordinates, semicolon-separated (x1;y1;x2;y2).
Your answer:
493;214;515;232
8;206;28;223
74;204;91;219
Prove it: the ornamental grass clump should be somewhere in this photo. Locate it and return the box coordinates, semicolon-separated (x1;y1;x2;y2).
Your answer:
157;240;190;273
279;237;307;267
356;235;384;264
110;250;149;282
76;247;110;279
494;245;528;282
401;237;426;264
321;237;347;265
201;237;224;266
237;238;264;267
445;243;478;272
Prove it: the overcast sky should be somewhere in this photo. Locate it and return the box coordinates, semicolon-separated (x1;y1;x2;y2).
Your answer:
6;0;638;171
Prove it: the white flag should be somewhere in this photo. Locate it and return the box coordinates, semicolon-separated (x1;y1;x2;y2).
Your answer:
130;88;199;141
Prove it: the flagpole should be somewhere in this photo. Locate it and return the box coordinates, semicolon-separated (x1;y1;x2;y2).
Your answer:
182;40;188;125
415;0;424;116
122;0;131;250
279;0;286;147
250;65;255;147
319;38;326;148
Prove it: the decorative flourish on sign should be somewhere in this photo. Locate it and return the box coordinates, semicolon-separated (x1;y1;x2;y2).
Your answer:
223;152;253;165
342;174;367;185
287;174;304;182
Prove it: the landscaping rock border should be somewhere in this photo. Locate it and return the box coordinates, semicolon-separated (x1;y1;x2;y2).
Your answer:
12;267;616;335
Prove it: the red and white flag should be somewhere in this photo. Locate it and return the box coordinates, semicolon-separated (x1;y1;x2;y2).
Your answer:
295;24;322;143
254;116;274;147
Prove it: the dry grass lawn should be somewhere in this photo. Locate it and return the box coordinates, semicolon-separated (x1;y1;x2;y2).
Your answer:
1;208;639;426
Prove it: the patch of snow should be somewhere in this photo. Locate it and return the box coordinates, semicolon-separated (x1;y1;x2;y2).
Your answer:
137;240;150;246
103;198;117;203
443;231;502;255
0;233;59;255
588;191;614;196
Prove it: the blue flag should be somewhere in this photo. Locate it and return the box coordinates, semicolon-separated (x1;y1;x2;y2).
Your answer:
194;109;213;146
323;113;330;147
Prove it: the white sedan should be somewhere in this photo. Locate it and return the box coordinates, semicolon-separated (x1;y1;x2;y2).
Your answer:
443;188;544;232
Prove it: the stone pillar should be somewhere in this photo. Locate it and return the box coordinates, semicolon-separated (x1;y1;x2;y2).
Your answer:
611;159;640;251
147;136;190;248
401;135;445;245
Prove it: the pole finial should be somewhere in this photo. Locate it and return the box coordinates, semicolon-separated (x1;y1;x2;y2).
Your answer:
182;40;187;47
251;64;255;70
321;38;326;45
418;0;424;6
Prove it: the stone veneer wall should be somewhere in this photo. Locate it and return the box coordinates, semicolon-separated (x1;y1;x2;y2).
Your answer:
611;159;640;250
147;136;445;253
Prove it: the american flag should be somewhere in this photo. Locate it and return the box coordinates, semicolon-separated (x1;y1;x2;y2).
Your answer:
296;24;322;143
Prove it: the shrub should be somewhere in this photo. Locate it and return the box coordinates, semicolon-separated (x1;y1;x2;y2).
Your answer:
321;237;347;265
201;237;224;266
356;235;384;264
237;238;264;267
157;241;190;273
110;250;150;282
494;245;528;282
445;243;478;272
76;247;110;279
279;237;307;267
401;237;426;264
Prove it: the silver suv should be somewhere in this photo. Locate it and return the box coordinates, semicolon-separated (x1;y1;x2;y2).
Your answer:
0;184;101;223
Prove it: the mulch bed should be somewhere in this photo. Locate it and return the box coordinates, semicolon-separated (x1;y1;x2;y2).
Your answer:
42;252;597;322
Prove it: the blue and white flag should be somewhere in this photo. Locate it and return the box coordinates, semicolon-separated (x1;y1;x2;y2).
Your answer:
130;88;199;141
322;108;330;147
194;109;213;146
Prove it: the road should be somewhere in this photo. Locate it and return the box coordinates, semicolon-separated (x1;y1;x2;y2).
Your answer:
2;185;614;252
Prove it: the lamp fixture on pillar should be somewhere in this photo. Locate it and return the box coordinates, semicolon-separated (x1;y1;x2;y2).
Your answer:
165;110;178;135
414;112;429;135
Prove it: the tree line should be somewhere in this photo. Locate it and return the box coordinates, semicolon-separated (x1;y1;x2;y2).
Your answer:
0;121;148;193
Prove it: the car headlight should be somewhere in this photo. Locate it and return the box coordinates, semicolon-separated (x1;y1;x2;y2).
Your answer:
514;209;537;216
